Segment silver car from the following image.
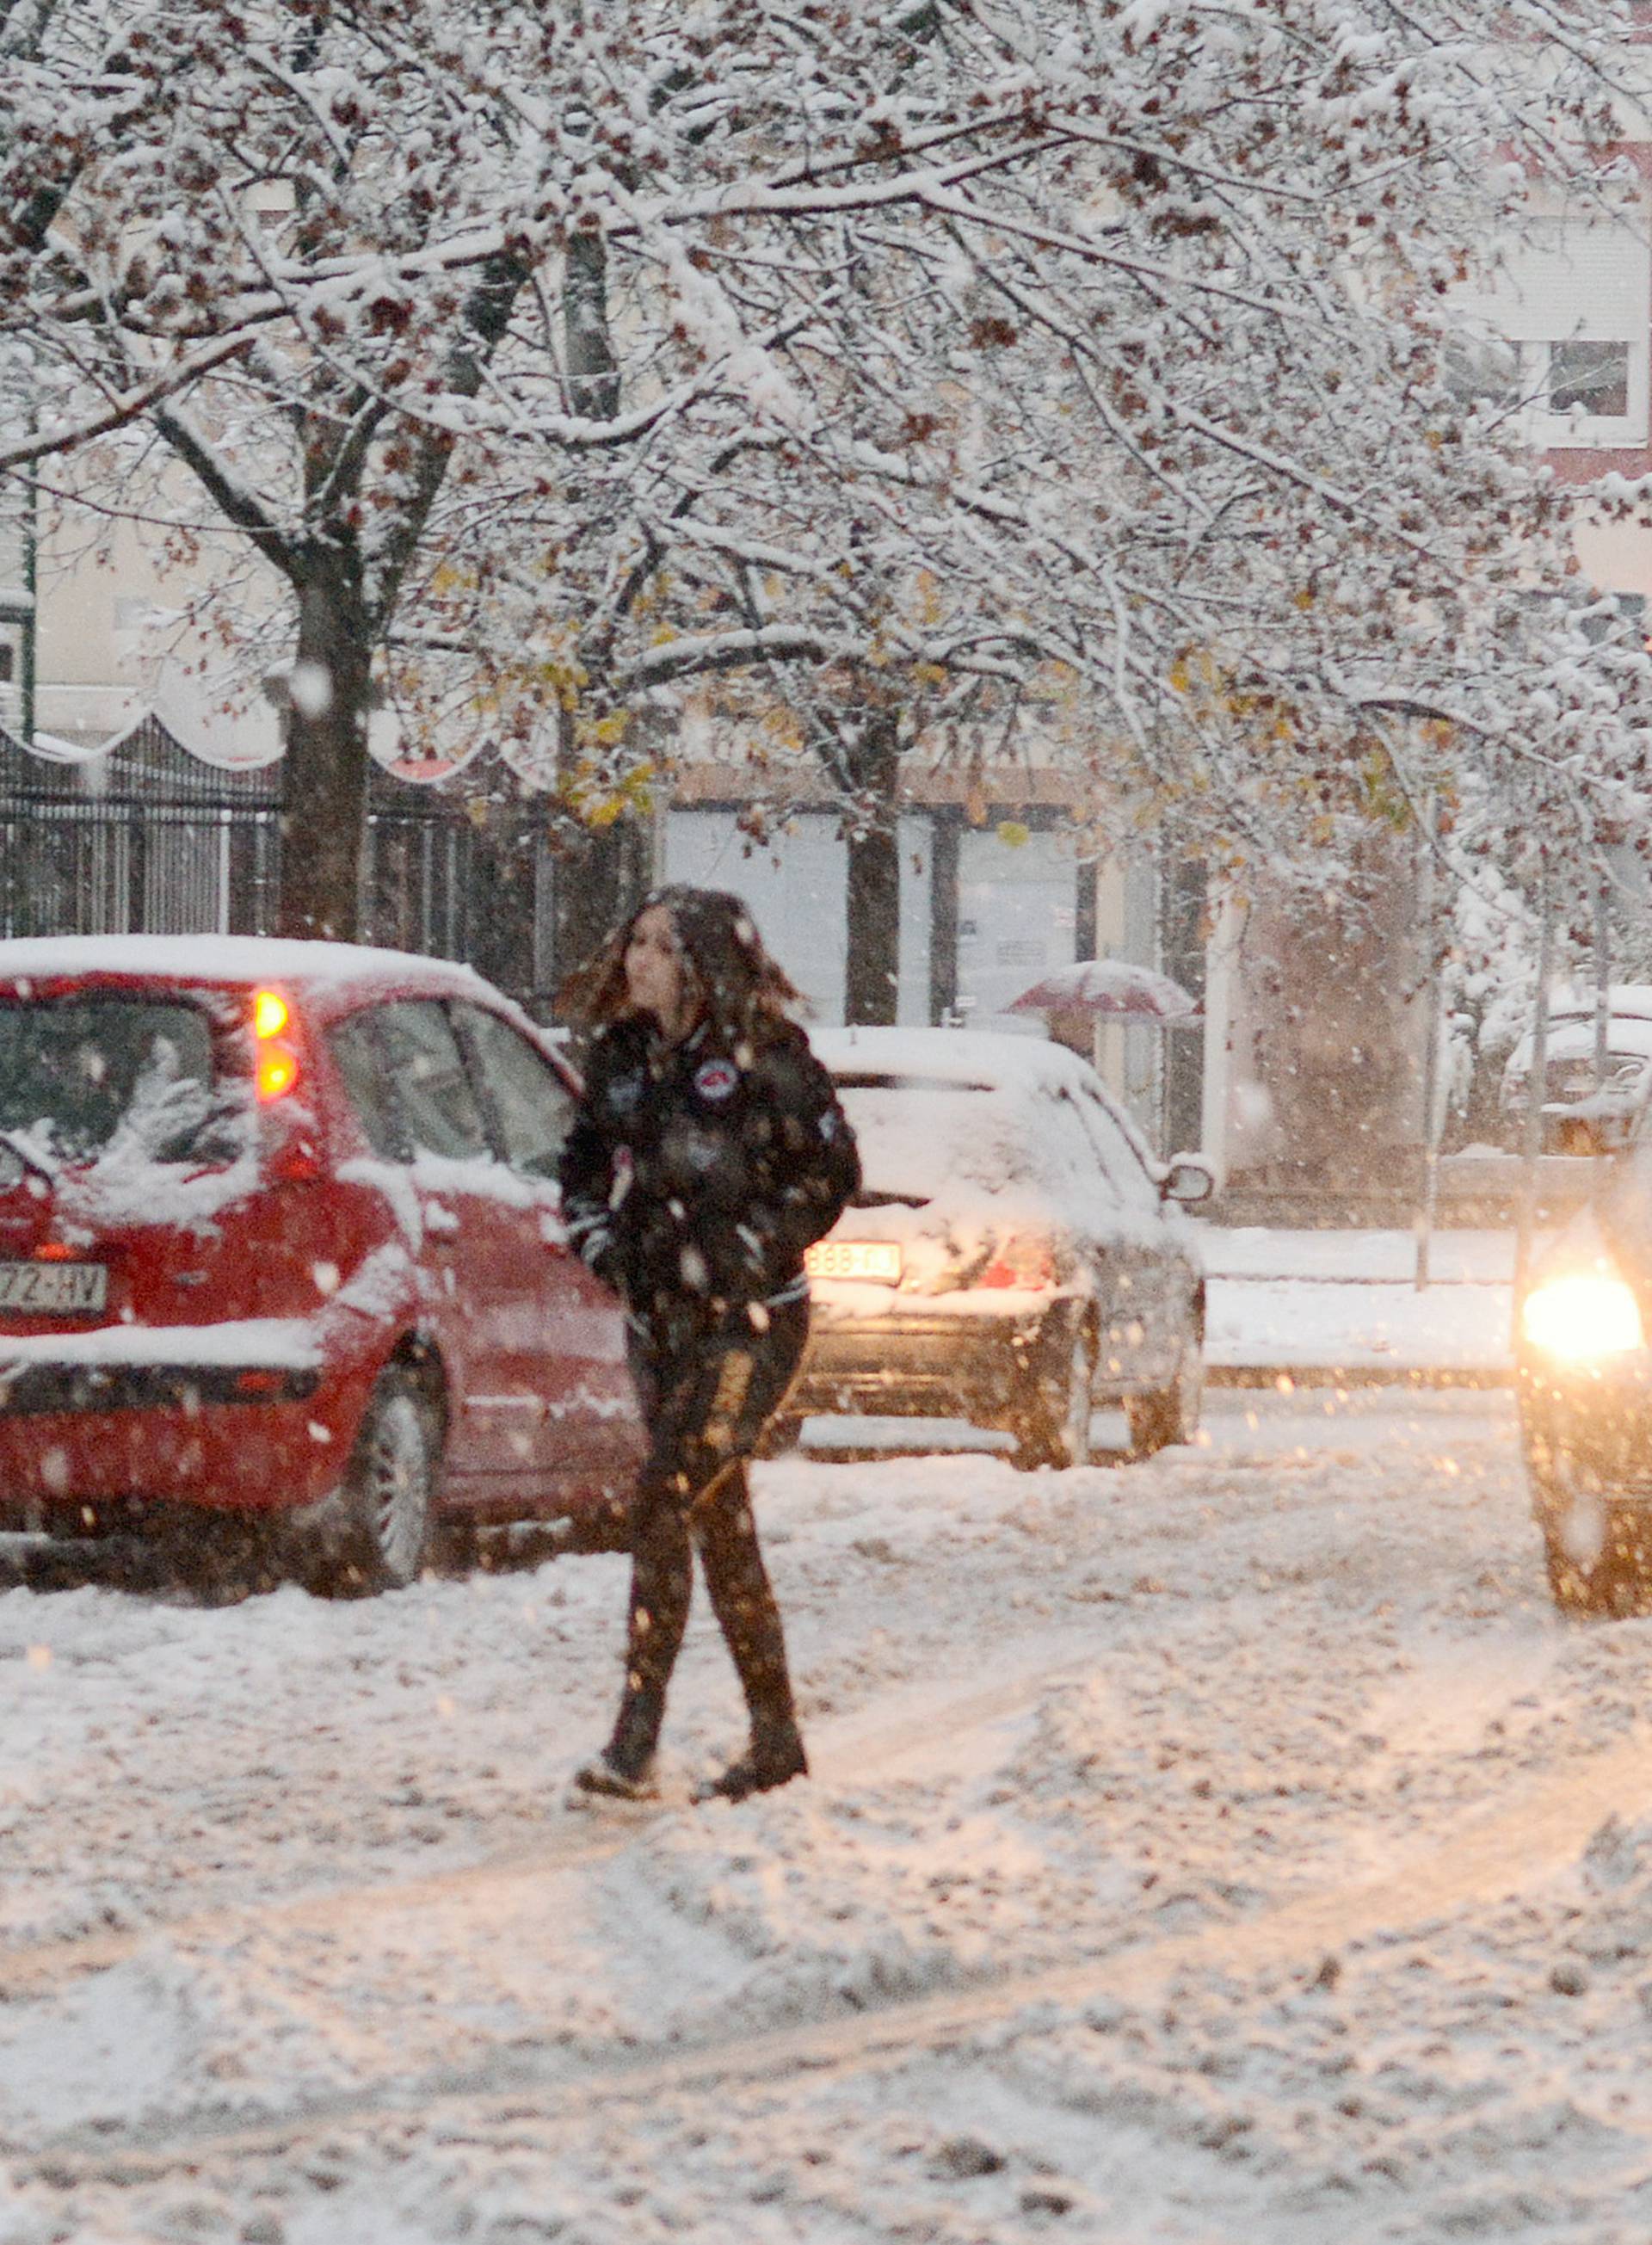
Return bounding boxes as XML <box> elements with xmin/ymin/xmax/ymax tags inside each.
<box><xmin>779</xmin><ymin>1027</ymin><xmax>1211</xmax><ymax>1468</ymax></box>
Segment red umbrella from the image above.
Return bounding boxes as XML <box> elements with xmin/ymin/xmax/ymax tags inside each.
<box><xmin>1007</xmin><ymin>958</ymin><xmax>1200</xmax><ymax>1021</ymax></box>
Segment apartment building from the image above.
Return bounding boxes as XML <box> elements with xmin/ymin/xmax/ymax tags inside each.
<box><xmin>1220</xmin><ymin>147</ymin><xmax>1652</xmax><ymax>1206</ymax></box>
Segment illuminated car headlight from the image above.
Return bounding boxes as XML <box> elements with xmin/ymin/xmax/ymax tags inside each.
<box><xmin>1520</xmin><ymin>1273</ymin><xmax>1644</xmax><ymax>1360</ymax></box>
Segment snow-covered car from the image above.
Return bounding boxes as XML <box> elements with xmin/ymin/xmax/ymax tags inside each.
<box><xmin>0</xmin><ymin>936</ymin><xmax>643</xmax><ymax>1589</ymax></box>
<box><xmin>1501</xmin><ymin>986</ymin><xmax>1652</xmax><ymax>1151</ymax></box>
<box><xmin>1518</xmin><ymin>1098</ymin><xmax>1652</xmax><ymax>1613</ymax></box>
<box><xmin>779</xmin><ymin>1027</ymin><xmax>1211</xmax><ymax>1467</ymax></box>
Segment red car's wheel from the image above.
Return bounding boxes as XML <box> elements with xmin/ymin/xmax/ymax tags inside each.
<box><xmin>313</xmin><ymin>1367</ymin><xmax>441</xmax><ymax>1595</ymax></box>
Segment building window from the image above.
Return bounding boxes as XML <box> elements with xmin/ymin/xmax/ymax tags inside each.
<box><xmin>1548</xmin><ymin>338</ymin><xmax>1630</xmax><ymax>419</ymax></box>
<box><xmin>1446</xmin><ymin>330</ymin><xmax>1645</xmax><ymax>448</ymax></box>
<box><xmin>1444</xmin><ymin>330</ymin><xmax>1525</xmax><ymax>413</ymax></box>
<box><xmin>1450</xmin><ymin>202</ymin><xmax>1651</xmax><ymax>450</ymax></box>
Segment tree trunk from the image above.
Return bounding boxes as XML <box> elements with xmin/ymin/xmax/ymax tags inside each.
<box><xmin>843</xmin><ymin>708</ymin><xmax>902</xmax><ymax>1025</ymax></box>
<box><xmin>564</xmin><ymin>229</ymin><xmax>620</xmax><ymax>420</ymax></box>
<box><xmin>279</xmin><ymin>561</ymin><xmax>374</xmax><ymax>942</ymax></box>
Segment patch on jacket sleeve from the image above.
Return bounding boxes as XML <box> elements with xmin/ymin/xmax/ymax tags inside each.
<box><xmin>693</xmin><ymin>1058</ymin><xmax>739</xmax><ymax>1103</ymax></box>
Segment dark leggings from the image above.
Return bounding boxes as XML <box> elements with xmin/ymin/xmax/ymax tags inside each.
<box><xmin>607</xmin><ymin>1295</ymin><xmax>809</xmax><ymax>1770</ymax></box>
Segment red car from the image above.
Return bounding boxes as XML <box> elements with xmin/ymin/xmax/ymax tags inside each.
<box><xmin>0</xmin><ymin>937</ymin><xmax>643</xmax><ymax>1590</ymax></box>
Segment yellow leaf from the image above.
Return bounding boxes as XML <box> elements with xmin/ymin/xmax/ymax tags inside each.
<box><xmin>761</xmin><ymin>707</ymin><xmax>805</xmax><ymax>750</ymax></box>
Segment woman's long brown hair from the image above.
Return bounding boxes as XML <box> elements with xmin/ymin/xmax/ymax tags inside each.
<box><xmin>558</xmin><ymin>885</ymin><xmax>804</xmax><ymax>1043</ymax></box>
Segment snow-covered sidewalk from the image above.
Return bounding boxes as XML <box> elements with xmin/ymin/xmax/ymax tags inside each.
<box><xmin>1205</xmin><ymin>1224</ymin><xmax>1522</xmax><ymax>1383</ymax></box>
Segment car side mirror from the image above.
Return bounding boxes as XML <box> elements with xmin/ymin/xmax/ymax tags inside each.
<box><xmin>1162</xmin><ymin>1156</ymin><xmax>1214</xmax><ymax>1206</ymax></box>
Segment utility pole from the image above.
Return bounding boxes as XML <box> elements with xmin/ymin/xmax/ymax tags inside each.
<box><xmin>20</xmin><ymin>459</ymin><xmax>35</xmax><ymax>743</ymax></box>
<box><xmin>1512</xmin><ymin>880</ymin><xmax>1555</xmax><ymax>1342</ymax></box>
<box><xmin>1593</xmin><ymin>867</ymin><xmax>1610</xmax><ymax>1095</ymax></box>
<box><xmin>1414</xmin><ymin>796</ymin><xmax>1442</xmax><ymax>1292</ymax></box>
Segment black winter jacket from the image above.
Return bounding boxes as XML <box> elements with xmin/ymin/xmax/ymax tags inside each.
<box><xmin>558</xmin><ymin>1015</ymin><xmax>860</xmax><ymax>1317</ymax></box>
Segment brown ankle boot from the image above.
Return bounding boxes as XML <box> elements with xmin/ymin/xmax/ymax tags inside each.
<box><xmin>570</xmin><ymin>1748</ymin><xmax>659</xmax><ymax>1804</ymax></box>
<box><xmin>693</xmin><ymin>1724</ymin><xmax>807</xmax><ymax>1804</ymax></box>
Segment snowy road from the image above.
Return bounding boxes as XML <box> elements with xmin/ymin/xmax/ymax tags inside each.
<box><xmin>5</xmin><ymin>1393</ymin><xmax>1652</xmax><ymax>2242</ymax></box>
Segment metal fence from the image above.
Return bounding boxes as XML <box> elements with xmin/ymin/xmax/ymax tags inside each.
<box><xmin>0</xmin><ymin>717</ymin><xmax>549</xmax><ymax>999</ymax></box>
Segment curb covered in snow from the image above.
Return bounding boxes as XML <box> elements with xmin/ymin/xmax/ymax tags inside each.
<box><xmin>1207</xmin><ymin>1363</ymin><xmax>1513</xmax><ymax>1391</ymax></box>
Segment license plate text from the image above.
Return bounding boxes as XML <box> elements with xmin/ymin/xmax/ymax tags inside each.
<box><xmin>805</xmin><ymin>1241</ymin><xmax>902</xmax><ymax>1284</ymax></box>
<box><xmin>0</xmin><ymin>1261</ymin><xmax>109</xmax><ymax>1314</ymax></box>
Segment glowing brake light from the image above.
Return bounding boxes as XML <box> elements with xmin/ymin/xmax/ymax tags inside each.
<box><xmin>256</xmin><ymin>1045</ymin><xmax>299</xmax><ymax>1102</ymax></box>
<box><xmin>252</xmin><ymin>989</ymin><xmax>290</xmax><ymax>1040</ymax></box>
<box><xmin>251</xmin><ymin>987</ymin><xmax>299</xmax><ymax>1101</ymax></box>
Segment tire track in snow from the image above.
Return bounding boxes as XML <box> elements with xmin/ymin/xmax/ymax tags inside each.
<box><xmin>0</xmin><ymin>1817</ymin><xmax>638</xmax><ymax>2000</ymax></box>
<box><xmin>19</xmin><ymin>1705</ymin><xmax>1652</xmax><ymax>2190</ymax></box>
<box><xmin>0</xmin><ymin>1632</ymin><xmax>1101</xmax><ymax>2002</ymax></box>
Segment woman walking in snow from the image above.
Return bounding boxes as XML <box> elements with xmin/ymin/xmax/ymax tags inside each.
<box><xmin>558</xmin><ymin>886</ymin><xmax>860</xmax><ymax>1804</ymax></box>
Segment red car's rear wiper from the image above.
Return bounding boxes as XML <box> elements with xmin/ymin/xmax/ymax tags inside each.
<box><xmin>0</xmin><ymin>1128</ymin><xmax>58</xmax><ymax>1186</ymax></box>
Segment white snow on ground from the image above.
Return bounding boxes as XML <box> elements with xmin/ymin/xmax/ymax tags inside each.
<box><xmin>1205</xmin><ymin>1227</ymin><xmax>1517</xmax><ymax>1284</ymax></box>
<box><xmin>1205</xmin><ymin>1226</ymin><xmax>1520</xmax><ymax>1376</ymax></box>
<box><xmin>3</xmin><ymin>1388</ymin><xmax>1652</xmax><ymax>2240</ymax></box>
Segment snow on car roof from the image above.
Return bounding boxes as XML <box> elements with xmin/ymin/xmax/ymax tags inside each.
<box><xmin>1546</xmin><ymin>984</ymin><xmax>1652</xmax><ymax>1022</ymax></box>
<box><xmin>0</xmin><ymin>934</ymin><xmax>489</xmax><ymax>993</ymax></box>
<box><xmin>808</xmin><ymin>1024</ymin><xmax>1101</xmax><ymax>1095</ymax></box>
<box><xmin>1546</xmin><ymin>1015</ymin><xmax>1652</xmax><ymax>1052</ymax></box>
<box><xmin>1506</xmin><ymin>1015</ymin><xmax>1652</xmax><ymax>1074</ymax></box>
<box><xmin>808</xmin><ymin>1025</ymin><xmax>1169</xmax><ymax>1215</ymax></box>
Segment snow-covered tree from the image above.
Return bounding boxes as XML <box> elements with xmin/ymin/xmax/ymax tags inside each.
<box><xmin>3</xmin><ymin>1</ymin><xmax>1649</xmax><ymax>978</ymax></box>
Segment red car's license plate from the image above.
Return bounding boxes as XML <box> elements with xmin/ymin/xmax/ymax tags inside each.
<box><xmin>0</xmin><ymin>1261</ymin><xmax>108</xmax><ymax>1313</ymax></box>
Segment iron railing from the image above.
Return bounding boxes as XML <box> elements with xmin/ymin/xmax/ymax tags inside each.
<box><xmin>0</xmin><ymin>717</ymin><xmax>549</xmax><ymax>1000</ymax></box>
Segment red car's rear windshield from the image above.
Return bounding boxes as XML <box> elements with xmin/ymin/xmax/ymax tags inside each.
<box><xmin>0</xmin><ymin>996</ymin><xmax>219</xmax><ymax>1162</ymax></box>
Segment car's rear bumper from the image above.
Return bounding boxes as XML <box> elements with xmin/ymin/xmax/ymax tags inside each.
<box><xmin>0</xmin><ymin>1361</ymin><xmax>321</xmax><ymax>1415</ymax></box>
<box><xmin>1519</xmin><ymin>1353</ymin><xmax>1652</xmax><ymax>1499</ymax></box>
<box><xmin>792</xmin><ymin>1309</ymin><xmax>1052</xmax><ymax>1420</ymax></box>
<box><xmin>0</xmin><ymin>1352</ymin><xmax>375</xmax><ymax>1522</ymax></box>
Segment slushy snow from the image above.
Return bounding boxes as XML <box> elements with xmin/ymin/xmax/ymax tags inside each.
<box><xmin>0</xmin><ymin>1389</ymin><xmax>1643</xmax><ymax>2242</ymax></box>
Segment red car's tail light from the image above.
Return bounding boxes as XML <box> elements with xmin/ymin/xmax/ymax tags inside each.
<box><xmin>252</xmin><ymin>987</ymin><xmax>299</xmax><ymax>1101</ymax></box>
<box><xmin>256</xmin><ymin>1045</ymin><xmax>299</xmax><ymax>1101</ymax></box>
<box><xmin>252</xmin><ymin>989</ymin><xmax>290</xmax><ymax>1040</ymax></box>
<box><xmin>977</xmin><ymin>1236</ymin><xmax>1057</xmax><ymax>1290</ymax></box>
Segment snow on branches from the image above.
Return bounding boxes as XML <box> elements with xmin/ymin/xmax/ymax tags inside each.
<box><xmin>2</xmin><ymin>0</ymin><xmax>1649</xmax><ymax>916</ymax></box>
